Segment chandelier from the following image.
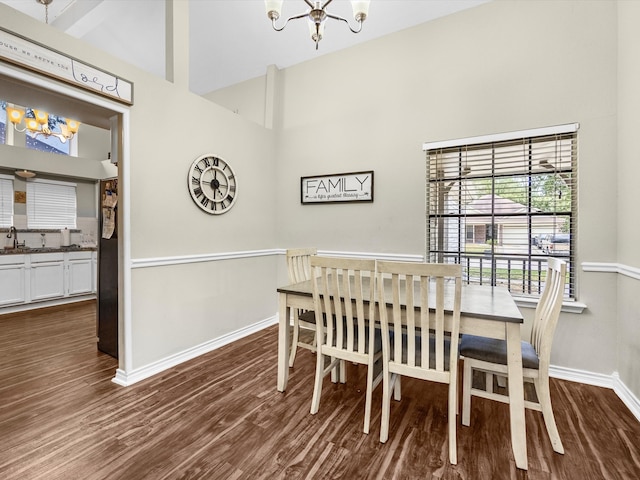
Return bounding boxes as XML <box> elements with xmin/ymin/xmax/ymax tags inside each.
<box><xmin>265</xmin><ymin>0</ymin><xmax>371</xmax><ymax>50</ymax></box>
<box><xmin>6</xmin><ymin>107</ymin><xmax>80</xmax><ymax>144</ymax></box>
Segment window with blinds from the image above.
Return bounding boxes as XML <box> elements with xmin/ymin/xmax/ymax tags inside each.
<box><xmin>424</xmin><ymin>124</ymin><xmax>577</xmax><ymax>299</ymax></box>
<box><xmin>27</xmin><ymin>179</ymin><xmax>77</xmax><ymax>229</ymax></box>
<box><xmin>0</xmin><ymin>175</ymin><xmax>14</xmax><ymax>228</ymax></box>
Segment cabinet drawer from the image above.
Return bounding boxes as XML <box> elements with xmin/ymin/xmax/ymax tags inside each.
<box><xmin>0</xmin><ymin>254</ymin><xmax>26</xmax><ymax>265</ymax></box>
<box><xmin>30</xmin><ymin>253</ymin><xmax>64</xmax><ymax>263</ymax></box>
<box><xmin>67</xmin><ymin>251</ymin><xmax>93</xmax><ymax>261</ymax></box>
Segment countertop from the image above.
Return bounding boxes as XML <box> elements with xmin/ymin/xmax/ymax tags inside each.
<box><xmin>0</xmin><ymin>245</ymin><xmax>97</xmax><ymax>255</ymax></box>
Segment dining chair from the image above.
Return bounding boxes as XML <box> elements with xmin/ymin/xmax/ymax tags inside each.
<box><xmin>460</xmin><ymin>257</ymin><xmax>567</xmax><ymax>454</ymax></box>
<box><xmin>377</xmin><ymin>260</ymin><xmax>462</xmax><ymax>465</ymax></box>
<box><xmin>309</xmin><ymin>256</ymin><xmax>383</xmax><ymax>434</ymax></box>
<box><xmin>286</xmin><ymin>248</ymin><xmax>318</xmax><ymax>368</ymax></box>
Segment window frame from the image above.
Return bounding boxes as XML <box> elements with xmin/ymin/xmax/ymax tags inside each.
<box><xmin>26</xmin><ymin>178</ymin><xmax>77</xmax><ymax>230</ymax></box>
<box><xmin>0</xmin><ymin>174</ymin><xmax>14</xmax><ymax>228</ymax></box>
<box><xmin>423</xmin><ymin>123</ymin><xmax>578</xmax><ymax>300</ymax></box>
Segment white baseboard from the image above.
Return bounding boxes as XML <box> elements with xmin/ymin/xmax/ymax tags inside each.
<box><xmin>550</xmin><ymin>365</ymin><xmax>640</xmax><ymax>422</ymax></box>
<box><xmin>111</xmin><ymin>314</ymin><xmax>278</xmax><ymax>387</ymax></box>
<box><xmin>0</xmin><ymin>294</ymin><xmax>96</xmax><ymax>315</ymax></box>
<box><xmin>612</xmin><ymin>372</ymin><xmax>640</xmax><ymax>423</ymax></box>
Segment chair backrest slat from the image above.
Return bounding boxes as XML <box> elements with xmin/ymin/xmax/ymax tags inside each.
<box><xmin>377</xmin><ymin>261</ymin><xmax>462</xmax><ymax>374</ymax></box>
<box><xmin>531</xmin><ymin>257</ymin><xmax>567</xmax><ymax>367</ymax></box>
<box><xmin>311</xmin><ymin>256</ymin><xmax>376</xmax><ymax>355</ymax></box>
<box><xmin>286</xmin><ymin>248</ymin><xmax>317</xmax><ymax>284</ymax></box>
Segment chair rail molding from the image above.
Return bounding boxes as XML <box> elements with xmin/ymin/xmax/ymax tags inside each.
<box><xmin>130</xmin><ymin>249</ymin><xmax>424</xmax><ymax>269</ymax></box>
<box><xmin>582</xmin><ymin>261</ymin><xmax>640</xmax><ymax>281</ymax></box>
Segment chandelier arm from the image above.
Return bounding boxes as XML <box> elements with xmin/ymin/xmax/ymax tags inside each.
<box><xmin>271</xmin><ymin>11</ymin><xmax>310</xmax><ymax>32</ymax></box>
<box><xmin>303</xmin><ymin>0</ymin><xmax>315</xmax><ymax>9</ymax></box>
<box><xmin>325</xmin><ymin>12</ymin><xmax>363</xmax><ymax>34</ymax></box>
<box><xmin>321</xmin><ymin>0</ymin><xmax>334</xmax><ymax>9</ymax></box>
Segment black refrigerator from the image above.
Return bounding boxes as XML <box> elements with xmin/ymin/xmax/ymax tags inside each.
<box><xmin>97</xmin><ymin>179</ymin><xmax>118</xmax><ymax>358</ymax></box>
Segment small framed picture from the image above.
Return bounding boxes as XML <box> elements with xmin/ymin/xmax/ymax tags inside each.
<box><xmin>301</xmin><ymin>171</ymin><xmax>374</xmax><ymax>204</ymax></box>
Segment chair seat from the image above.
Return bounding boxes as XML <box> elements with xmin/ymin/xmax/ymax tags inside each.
<box><xmin>459</xmin><ymin>334</ymin><xmax>539</xmax><ymax>370</ymax></box>
<box><xmin>298</xmin><ymin>310</ymin><xmax>317</xmax><ymax>324</ymax></box>
<box><xmin>390</xmin><ymin>331</ymin><xmax>451</xmax><ymax>370</ymax></box>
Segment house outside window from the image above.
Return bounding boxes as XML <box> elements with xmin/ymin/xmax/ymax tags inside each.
<box><xmin>424</xmin><ymin>124</ymin><xmax>577</xmax><ymax>299</ymax></box>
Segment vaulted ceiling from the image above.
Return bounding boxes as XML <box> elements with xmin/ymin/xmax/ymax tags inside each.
<box><xmin>1</xmin><ymin>0</ymin><xmax>488</xmax><ymax>95</ymax></box>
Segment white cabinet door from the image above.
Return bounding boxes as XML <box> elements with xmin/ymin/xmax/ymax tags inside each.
<box><xmin>0</xmin><ymin>257</ymin><xmax>27</xmax><ymax>306</ymax></box>
<box><xmin>30</xmin><ymin>254</ymin><xmax>65</xmax><ymax>301</ymax></box>
<box><xmin>68</xmin><ymin>259</ymin><xmax>93</xmax><ymax>295</ymax></box>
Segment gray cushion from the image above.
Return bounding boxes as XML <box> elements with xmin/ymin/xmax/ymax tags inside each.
<box><xmin>298</xmin><ymin>310</ymin><xmax>317</xmax><ymax>324</ymax></box>
<box><xmin>389</xmin><ymin>331</ymin><xmax>452</xmax><ymax>370</ymax></box>
<box><xmin>459</xmin><ymin>334</ymin><xmax>539</xmax><ymax>370</ymax></box>
<box><xmin>305</xmin><ymin>311</ymin><xmax>382</xmax><ymax>354</ymax></box>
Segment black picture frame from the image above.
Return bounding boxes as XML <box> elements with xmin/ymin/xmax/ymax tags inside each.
<box><xmin>301</xmin><ymin>170</ymin><xmax>374</xmax><ymax>204</ymax></box>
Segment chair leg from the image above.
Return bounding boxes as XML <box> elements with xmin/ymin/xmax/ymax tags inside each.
<box><xmin>448</xmin><ymin>381</ymin><xmax>458</xmax><ymax>465</ymax></box>
<box><xmin>462</xmin><ymin>358</ymin><xmax>472</xmax><ymax>426</ymax></box>
<box><xmin>288</xmin><ymin>311</ymin><xmax>300</xmax><ymax>368</ymax></box>
<box><xmin>310</xmin><ymin>349</ymin><xmax>325</xmax><ymax>415</ymax></box>
<box><xmin>393</xmin><ymin>375</ymin><xmax>401</xmax><ymax>401</ymax></box>
<box><xmin>363</xmin><ymin>360</ymin><xmax>375</xmax><ymax>434</ymax></box>
<box><xmin>380</xmin><ymin>370</ymin><xmax>395</xmax><ymax>443</ymax></box>
<box><xmin>535</xmin><ymin>374</ymin><xmax>564</xmax><ymax>454</ymax></box>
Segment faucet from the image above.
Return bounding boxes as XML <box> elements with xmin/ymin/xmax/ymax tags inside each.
<box><xmin>7</xmin><ymin>226</ymin><xmax>18</xmax><ymax>249</ymax></box>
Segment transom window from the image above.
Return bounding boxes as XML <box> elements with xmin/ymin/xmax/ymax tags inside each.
<box><xmin>1</xmin><ymin>101</ymin><xmax>75</xmax><ymax>155</ymax></box>
<box><xmin>424</xmin><ymin>124</ymin><xmax>578</xmax><ymax>299</ymax></box>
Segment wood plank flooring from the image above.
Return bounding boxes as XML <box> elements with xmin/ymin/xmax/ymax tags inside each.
<box><xmin>1</xmin><ymin>301</ymin><xmax>639</xmax><ymax>479</ymax></box>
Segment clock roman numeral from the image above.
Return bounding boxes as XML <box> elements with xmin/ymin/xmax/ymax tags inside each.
<box><xmin>191</xmin><ymin>176</ymin><xmax>199</xmax><ymax>185</ymax></box>
<box><xmin>200</xmin><ymin>196</ymin><xmax>209</xmax><ymax>208</ymax></box>
<box><xmin>203</xmin><ymin>157</ymin><xmax>211</xmax><ymax>167</ymax></box>
<box><xmin>195</xmin><ymin>165</ymin><xmax>203</xmax><ymax>174</ymax></box>
<box><xmin>212</xmin><ymin>157</ymin><xmax>220</xmax><ymax>167</ymax></box>
<box><xmin>193</xmin><ymin>187</ymin><xmax>203</xmax><ymax>197</ymax></box>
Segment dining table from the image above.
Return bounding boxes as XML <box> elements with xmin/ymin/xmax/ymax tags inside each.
<box><xmin>276</xmin><ymin>277</ymin><xmax>529</xmax><ymax>470</ymax></box>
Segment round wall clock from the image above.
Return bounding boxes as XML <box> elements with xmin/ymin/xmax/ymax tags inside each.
<box><xmin>187</xmin><ymin>154</ymin><xmax>237</xmax><ymax>214</ymax></box>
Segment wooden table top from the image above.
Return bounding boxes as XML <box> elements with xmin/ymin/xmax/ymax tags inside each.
<box><xmin>278</xmin><ymin>278</ymin><xmax>523</xmax><ymax>324</ymax></box>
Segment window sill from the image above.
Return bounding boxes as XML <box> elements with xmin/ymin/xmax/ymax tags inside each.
<box><xmin>512</xmin><ymin>296</ymin><xmax>586</xmax><ymax>314</ymax></box>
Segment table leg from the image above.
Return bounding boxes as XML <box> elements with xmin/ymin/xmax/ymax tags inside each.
<box><xmin>506</xmin><ymin>322</ymin><xmax>528</xmax><ymax>470</ymax></box>
<box><xmin>277</xmin><ymin>292</ymin><xmax>290</xmax><ymax>392</ymax></box>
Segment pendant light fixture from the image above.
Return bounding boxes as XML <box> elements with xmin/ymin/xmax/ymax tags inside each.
<box><xmin>265</xmin><ymin>0</ymin><xmax>371</xmax><ymax>50</ymax></box>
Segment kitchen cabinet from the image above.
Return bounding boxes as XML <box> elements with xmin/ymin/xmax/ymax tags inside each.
<box><xmin>66</xmin><ymin>251</ymin><xmax>93</xmax><ymax>296</ymax></box>
<box><xmin>0</xmin><ymin>249</ymin><xmax>97</xmax><ymax>308</ymax></box>
<box><xmin>0</xmin><ymin>255</ymin><xmax>27</xmax><ymax>306</ymax></box>
<box><xmin>30</xmin><ymin>253</ymin><xmax>65</xmax><ymax>301</ymax></box>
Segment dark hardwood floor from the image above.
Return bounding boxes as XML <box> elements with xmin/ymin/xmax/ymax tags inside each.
<box><xmin>0</xmin><ymin>301</ymin><xmax>639</xmax><ymax>479</ymax></box>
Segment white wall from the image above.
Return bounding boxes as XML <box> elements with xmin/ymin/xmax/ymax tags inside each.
<box><xmin>0</xmin><ymin>4</ymin><xmax>279</xmax><ymax>374</ymax></box>
<box><xmin>616</xmin><ymin>1</ymin><xmax>640</xmax><ymax>398</ymax></box>
<box><xmin>265</xmin><ymin>1</ymin><xmax>621</xmax><ymax>376</ymax></box>
<box><xmin>2</xmin><ymin>0</ymin><xmax>638</xmax><ymax>402</ymax></box>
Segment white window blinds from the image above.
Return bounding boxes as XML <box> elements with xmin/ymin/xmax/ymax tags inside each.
<box><xmin>424</xmin><ymin>124</ymin><xmax>578</xmax><ymax>299</ymax></box>
<box><xmin>0</xmin><ymin>175</ymin><xmax>14</xmax><ymax>228</ymax></box>
<box><xmin>27</xmin><ymin>178</ymin><xmax>77</xmax><ymax>229</ymax></box>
